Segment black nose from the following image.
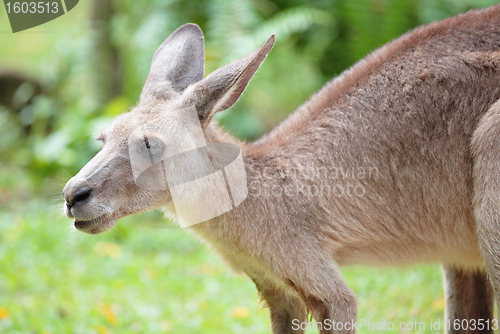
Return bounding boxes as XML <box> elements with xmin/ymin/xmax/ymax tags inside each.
<box><xmin>65</xmin><ymin>186</ymin><xmax>93</xmax><ymax>207</ymax></box>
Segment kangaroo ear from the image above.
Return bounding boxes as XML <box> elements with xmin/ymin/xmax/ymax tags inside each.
<box><xmin>140</xmin><ymin>23</ymin><xmax>205</xmax><ymax>104</ymax></box>
<box><xmin>186</xmin><ymin>34</ymin><xmax>275</xmax><ymax>125</ymax></box>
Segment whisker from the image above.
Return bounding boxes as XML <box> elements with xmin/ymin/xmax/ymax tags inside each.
<box><xmin>112</xmin><ymin>225</ymin><xmax>126</xmax><ymax>241</ymax></box>
<box><xmin>61</xmin><ymin>115</ymin><xmax>101</xmax><ymax>133</ymax></box>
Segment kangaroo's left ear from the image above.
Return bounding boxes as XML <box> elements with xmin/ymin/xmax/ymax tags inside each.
<box><xmin>184</xmin><ymin>34</ymin><xmax>275</xmax><ymax>126</ymax></box>
<box><xmin>140</xmin><ymin>23</ymin><xmax>205</xmax><ymax>104</ymax></box>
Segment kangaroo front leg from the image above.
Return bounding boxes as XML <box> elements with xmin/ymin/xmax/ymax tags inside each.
<box><xmin>303</xmin><ymin>293</ymin><xmax>357</xmax><ymax>334</ymax></box>
<box><xmin>252</xmin><ymin>279</ymin><xmax>308</xmax><ymax>334</ymax></box>
<box><xmin>442</xmin><ymin>266</ymin><xmax>494</xmax><ymax>334</ymax></box>
<box><xmin>283</xmin><ymin>264</ymin><xmax>357</xmax><ymax>334</ymax></box>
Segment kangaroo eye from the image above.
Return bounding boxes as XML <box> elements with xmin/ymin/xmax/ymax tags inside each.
<box><xmin>141</xmin><ymin>136</ymin><xmax>164</xmax><ymax>157</ymax></box>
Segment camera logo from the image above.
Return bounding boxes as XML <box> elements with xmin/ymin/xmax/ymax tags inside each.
<box><xmin>3</xmin><ymin>0</ymin><xmax>79</xmax><ymax>33</ymax></box>
<box><xmin>128</xmin><ymin>106</ymin><xmax>248</xmax><ymax>228</ymax></box>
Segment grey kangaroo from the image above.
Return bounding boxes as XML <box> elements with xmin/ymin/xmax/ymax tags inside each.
<box><xmin>63</xmin><ymin>5</ymin><xmax>500</xmax><ymax>333</ymax></box>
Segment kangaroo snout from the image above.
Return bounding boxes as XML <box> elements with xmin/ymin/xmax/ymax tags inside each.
<box><xmin>62</xmin><ymin>177</ymin><xmax>117</xmax><ymax>234</ymax></box>
<box><xmin>63</xmin><ymin>141</ymin><xmax>174</xmax><ymax>234</ymax></box>
<box><xmin>63</xmin><ymin>168</ymin><xmax>121</xmax><ymax>234</ymax></box>
<box><xmin>62</xmin><ymin>178</ymin><xmax>97</xmax><ymax>224</ymax></box>
<box><xmin>63</xmin><ymin>182</ymin><xmax>93</xmax><ymax>210</ymax></box>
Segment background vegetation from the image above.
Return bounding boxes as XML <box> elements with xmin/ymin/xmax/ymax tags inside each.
<box><xmin>0</xmin><ymin>0</ymin><xmax>498</xmax><ymax>333</ymax></box>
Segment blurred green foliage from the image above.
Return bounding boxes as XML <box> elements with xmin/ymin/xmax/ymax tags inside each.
<box><xmin>1</xmin><ymin>0</ymin><xmax>498</xmax><ymax>192</ymax></box>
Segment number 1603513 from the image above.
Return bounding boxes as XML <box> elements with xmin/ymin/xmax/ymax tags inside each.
<box><xmin>5</xmin><ymin>2</ymin><xmax>59</xmax><ymax>14</ymax></box>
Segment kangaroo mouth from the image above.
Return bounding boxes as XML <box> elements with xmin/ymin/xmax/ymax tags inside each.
<box><xmin>74</xmin><ymin>214</ymin><xmax>116</xmax><ymax>234</ymax></box>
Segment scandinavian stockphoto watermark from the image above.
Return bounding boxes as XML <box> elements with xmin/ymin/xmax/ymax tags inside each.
<box><xmin>3</xmin><ymin>0</ymin><xmax>79</xmax><ymax>33</ymax></box>
<box><xmin>247</xmin><ymin>162</ymin><xmax>379</xmax><ymax>199</ymax></box>
<box><xmin>128</xmin><ymin>106</ymin><xmax>248</xmax><ymax>228</ymax></box>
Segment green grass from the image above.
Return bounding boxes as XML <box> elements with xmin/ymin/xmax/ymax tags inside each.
<box><xmin>0</xmin><ymin>194</ymin><xmax>446</xmax><ymax>333</ymax></box>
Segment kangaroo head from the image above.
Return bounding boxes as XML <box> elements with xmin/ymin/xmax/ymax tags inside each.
<box><xmin>63</xmin><ymin>24</ymin><xmax>275</xmax><ymax>234</ymax></box>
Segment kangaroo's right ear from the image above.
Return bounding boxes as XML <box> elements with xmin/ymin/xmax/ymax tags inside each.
<box><xmin>185</xmin><ymin>34</ymin><xmax>275</xmax><ymax>126</ymax></box>
<box><xmin>140</xmin><ymin>23</ymin><xmax>205</xmax><ymax>104</ymax></box>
